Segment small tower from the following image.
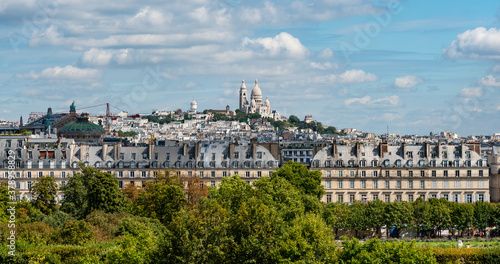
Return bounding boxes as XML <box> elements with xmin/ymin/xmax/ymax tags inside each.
<box><xmin>239</xmin><ymin>80</ymin><xmax>248</xmax><ymax>112</ymax></box>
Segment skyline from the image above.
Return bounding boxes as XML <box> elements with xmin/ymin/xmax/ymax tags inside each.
<box><xmin>1</xmin><ymin>0</ymin><xmax>500</xmax><ymax>136</ymax></box>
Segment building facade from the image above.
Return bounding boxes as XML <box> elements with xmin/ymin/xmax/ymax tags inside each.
<box><xmin>0</xmin><ymin>136</ymin><xmax>493</xmax><ymax>205</ymax></box>
<box><xmin>312</xmin><ymin>141</ymin><xmax>489</xmax><ymax>204</ymax></box>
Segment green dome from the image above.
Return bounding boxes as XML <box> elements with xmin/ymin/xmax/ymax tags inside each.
<box><xmin>61</xmin><ymin>116</ymin><xmax>104</xmax><ymax>132</ymax></box>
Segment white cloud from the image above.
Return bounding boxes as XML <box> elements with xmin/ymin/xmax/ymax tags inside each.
<box><xmin>443</xmin><ymin>27</ymin><xmax>500</xmax><ymax>60</ymax></box>
<box><xmin>127</xmin><ymin>6</ymin><xmax>171</xmax><ymax>27</ymax></box>
<box><xmin>344</xmin><ymin>95</ymin><xmax>399</xmax><ymax>107</ymax></box>
<box><xmin>17</xmin><ymin>65</ymin><xmax>101</xmax><ymax>81</ymax></box>
<box><xmin>460</xmin><ymin>87</ymin><xmax>482</xmax><ymax>97</ymax></box>
<box><xmin>242</xmin><ymin>32</ymin><xmax>308</xmax><ymax>58</ymax></box>
<box><xmin>479</xmin><ymin>75</ymin><xmax>500</xmax><ymax>87</ymax></box>
<box><xmin>394</xmin><ymin>75</ymin><xmax>422</xmax><ymax>88</ymax></box>
<box><xmin>310</xmin><ymin>62</ymin><xmax>336</xmax><ymax>70</ymax></box>
<box><xmin>318</xmin><ymin>48</ymin><xmax>334</xmax><ymax>59</ymax></box>
<box><xmin>345</xmin><ymin>96</ymin><xmax>371</xmax><ymax>106</ymax></box>
<box><xmin>338</xmin><ymin>69</ymin><xmax>378</xmax><ymax>83</ymax></box>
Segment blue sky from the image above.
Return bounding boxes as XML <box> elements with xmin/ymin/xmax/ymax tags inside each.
<box><xmin>1</xmin><ymin>0</ymin><xmax>500</xmax><ymax>136</ymax></box>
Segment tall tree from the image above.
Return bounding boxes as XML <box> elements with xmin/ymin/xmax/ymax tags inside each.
<box><xmin>30</xmin><ymin>175</ymin><xmax>58</xmax><ymax>215</ymax></box>
<box><xmin>272</xmin><ymin>161</ymin><xmax>325</xmax><ymax>199</ymax></box>
<box><xmin>61</xmin><ymin>163</ymin><xmax>126</xmax><ymax>219</ymax></box>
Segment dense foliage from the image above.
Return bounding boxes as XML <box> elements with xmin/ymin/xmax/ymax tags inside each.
<box><xmin>117</xmin><ymin>130</ymin><xmax>137</xmax><ymax>137</ymax></box>
<box><xmin>2</xmin><ymin>162</ymin><xmax>500</xmax><ymax>263</ymax></box>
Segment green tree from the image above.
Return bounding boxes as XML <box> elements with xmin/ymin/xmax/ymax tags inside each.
<box><xmin>385</xmin><ymin>202</ymin><xmax>413</xmax><ymax>238</ymax></box>
<box><xmin>29</xmin><ymin>175</ymin><xmax>58</xmax><ymax>215</ymax></box>
<box><xmin>134</xmin><ymin>174</ymin><xmax>186</xmax><ymax>225</ymax></box>
<box><xmin>57</xmin><ymin>220</ymin><xmax>95</xmax><ymax>245</ymax></box>
<box><xmin>61</xmin><ymin>164</ymin><xmax>126</xmax><ymax>219</ymax></box>
<box><xmin>288</xmin><ymin>115</ymin><xmax>300</xmax><ymax>125</ymax></box>
<box><xmin>428</xmin><ymin>198</ymin><xmax>452</xmax><ymax>236</ymax></box>
<box><xmin>474</xmin><ymin>200</ymin><xmax>493</xmax><ymax>234</ymax></box>
<box><xmin>323</xmin><ymin>202</ymin><xmax>351</xmax><ymax>238</ymax></box>
<box><xmin>272</xmin><ymin>161</ymin><xmax>325</xmax><ymax>199</ymax></box>
<box><xmin>412</xmin><ymin>198</ymin><xmax>431</xmax><ymax>237</ymax></box>
<box><xmin>451</xmin><ymin>202</ymin><xmax>474</xmax><ymax>236</ymax></box>
<box><xmin>366</xmin><ymin>199</ymin><xmax>386</xmax><ymax>237</ymax></box>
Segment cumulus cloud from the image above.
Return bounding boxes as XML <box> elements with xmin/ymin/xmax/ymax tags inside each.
<box><xmin>344</xmin><ymin>95</ymin><xmax>399</xmax><ymax>107</ymax></box>
<box><xmin>242</xmin><ymin>32</ymin><xmax>308</xmax><ymax>58</ymax></box>
<box><xmin>460</xmin><ymin>87</ymin><xmax>482</xmax><ymax>97</ymax></box>
<box><xmin>443</xmin><ymin>27</ymin><xmax>500</xmax><ymax>60</ymax></box>
<box><xmin>338</xmin><ymin>69</ymin><xmax>378</xmax><ymax>83</ymax></box>
<box><xmin>479</xmin><ymin>75</ymin><xmax>500</xmax><ymax>87</ymax></box>
<box><xmin>17</xmin><ymin>65</ymin><xmax>101</xmax><ymax>81</ymax></box>
<box><xmin>318</xmin><ymin>48</ymin><xmax>334</xmax><ymax>59</ymax></box>
<box><xmin>310</xmin><ymin>62</ymin><xmax>336</xmax><ymax>70</ymax></box>
<box><xmin>394</xmin><ymin>75</ymin><xmax>422</xmax><ymax>88</ymax></box>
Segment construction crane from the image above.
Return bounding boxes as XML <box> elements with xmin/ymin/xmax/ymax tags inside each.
<box><xmin>63</xmin><ymin>103</ymin><xmax>127</xmax><ymax>135</ymax></box>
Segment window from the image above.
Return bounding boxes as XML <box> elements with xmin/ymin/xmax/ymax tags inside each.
<box><xmin>211</xmin><ymin>153</ymin><xmax>216</xmax><ymax>160</ymax></box>
<box><xmin>430</xmin><ymin>194</ymin><xmax>437</xmax><ymax>199</ymax></box>
<box><xmin>326</xmin><ymin>194</ymin><xmax>332</xmax><ymax>203</ymax></box>
<box><xmin>396</xmin><ymin>195</ymin><xmax>402</xmax><ymax>202</ymax></box>
<box><xmin>27</xmin><ymin>181</ymin><xmax>32</xmax><ymax>189</ymax></box>
<box><xmin>49</xmin><ymin>171</ymin><xmax>54</xmax><ymax>177</ymax></box>
<box><xmin>466</xmin><ymin>194</ymin><xmax>473</xmax><ymax>203</ymax></box>
<box><xmin>432</xmin><ymin>180</ymin><xmax>437</xmax><ymax>189</ymax></box>
<box><xmin>211</xmin><ymin>181</ymin><xmax>216</xmax><ymax>187</ymax></box>
<box><xmin>130</xmin><ymin>171</ymin><xmax>135</xmax><ymax>177</ymax></box>
<box><xmin>373</xmin><ymin>171</ymin><xmax>378</xmax><ymax>177</ymax></box>
<box><xmin>350</xmin><ymin>171</ymin><xmax>354</xmax><ymax>177</ymax></box>
<box><xmin>385</xmin><ymin>171</ymin><xmax>389</xmax><ymax>177</ymax></box>
<box><xmin>455</xmin><ymin>180</ymin><xmax>460</xmax><ymax>188</ymax></box>
<box><xmin>154</xmin><ymin>153</ymin><xmax>158</xmax><ymax>160</ymax></box>
<box><xmin>455</xmin><ymin>170</ymin><xmax>460</xmax><ymax>177</ymax></box>
<box><xmin>268</xmin><ymin>171</ymin><xmax>272</xmax><ymax>177</ymax></box>
<box><xmin>479</xmin><ymin>180</ymin><xmax>484</xmax><ymax>188</ymax></box>
<box><xmin>166</xmin><ymin>153</ymin><xmax>170</xmax><ymax>160</ymax></box>
<box><xmin>453</xmin><ymin>194</ymin><xmax>460</xmax><ymax>202</ymax></box>
<box><xmin>373</xmin><ymin>194</ymin><xmax>378</xmax><ymax>200</ymax></box>
<box><xmin>245</xmin><ymin>171</ymin><xmax>250</xmax><ymax>178</ymax></box>
<box><xmin>420</xmin><ymin>171</ymin><xmax>425</xmax><ymax>177</ymax></box>
<box><xmin>420</xmin><ymin>180</ymin><xmax>425</xmax><ymax>189</ymax></box>
<box><xmin>233</xmin><ymin>152</ymin><xmax>239</xmax><ymax>159</ymax></box>
<box><xmin>349</xmin><ymin>194</ymin><xmax>355</xmax><ymax>204</ymax></box>
<box><xmin>397</xmin><ymin>171</ymin><xmax>401</xmax><ymax>177</ymax></box>
<box><xmin>409</xmin><ymin>171</ymin><xmax>413</xmax><ymax>177</ymax></box>
<box><xmin>257</xmin><ymin>152</ymin><xmax>262</xmax><ymax>159</ymax></box>
<box><xmin>27</xmin><ymin>172</ymin><xmax>32</xmax><ymax>178</ymax></box>
<box><xmin>385</xmin><ymin>195</ymin><xmax>390</xmax><ymax>203</ymax></box>
<box><xmin>257</xmin><ymin>171</ymin><xmax>262</xmax><ymax>177</ymax></box>
<box><xmin>361</xmin><ymin>180</ymin><xmax>366</xmax><ymax>189</ymax></box>
<box><xmin>409</xmin><ymin>180</ymin><xmax>413</xmax><ymax>189</ymax></box>
<box><xmin>408</xmin><ymin>194</ymin><xmax>414</xmax><ymax>202</ymax></box>
<box><xmin>61</xmin><ymin>172</ymin><xmax>66</xmax><ymax>178</ymax></box>
<box><xmin>479</xmin><ymin>170</ymin><xmax>483</xmax><ymax>177</ymax></box>
<box><xmin>361</xmin><ymin>171</ymin><xmax>366</xmax><ymax>177</ymax></box>
<box><xmin>467</xmin><ymin>180</ymin><xmax>472</xmax><ymax>189</ymax></box>
<box><xmin>432</xmin><ymin>170</ymin><xmax>436</xmax><ymax>177</ymax></box>
<box><xmin>118</xmin><ymin>171</ymin><xmax>124</xmax><ymax>177</ymax></box>
<box><xmin>15</xmin><ymin>181</ymin><xmax>20</xmax><ymax>189</ymax></box>
<box><xmin>385</xmin><ymin>180</ymin><xmax>390</xmax><ymax>189</ymax></box>
<box><xmin>3</xmin><ymin>172</ymin><xmax>7</xmax><ymax>178</ymax></box>
<box><xmin>119</xmin><ymin>153</ymin><xmax>124</xmax><ymax>160</ymax></box>
<box><xmin>420</xmin><ymin>194</ymin><xmax>425</xmax><ymax>200</ymax></box>
<box><xmin>326</xmin><ymin>180</ymin><xmax>331</xmax><ymax>189</ymax></box>
<box><xmin>397</xmin><ymin>180</ymin><xmax>401</xmax><ymax>189</ymax></box>
<box><xmin>443</xmin><ymin>194</ymin><xmax>449</xmax><ymax>201</ymax></box>
<box><xmin>141</xmin><ymin>171</ymin><xmax>147</xmax><ymax>178</ymax></box>
<box><xmin>211</xmin><ymin>171</ymin><xmax>216</xmax><ymax>178</ymax></box>
<box><xmin>221</xmin><ymin>171</ymin><xmax>226</xmax><ymax>177</ymax></box>
<box><xmin>373</xmin><ymin>180</ymin><xmax>378</xmax><ymax>189</ymax></box>
<box><xmin>444</xmin><ymin>180</ymin><xmax>448</xmax><ymax>189</ymax></box>
<box><xmin>338</xmin><ymin>194</ymin><xmax>344</xmax><ymax>203</ymax></box>
<box><xmin>338</xmin><ymin>180</ymin><xmax>343</xmax><ymax>189</ymax></box>
<box><xmin>38</xmin><ymin>172</ymin><xmax>43</xmax><ymax>177</ymax></box>
<box><xmin>478</xmin><ymin>194</ymin><xmax>484</xmax><ymax>202</ymax></box>
<box><xmin>467</xmin><ymin>170</ymin><xmax>471</xmax><ymax>177</ymax></box>
<box><xmin>338</xmin><ymin>171</ymin><xmax>343</xmax><ymax>177</ymax></box>
<box><xmin>444</xmin><ymin>170</ymin><xmax>448</xmax><ymax>177</ymax></box>
<box><xmin>233</xmin><ymin>171</ymin><xmax>237</xmax><ymax>176</ymax></box>
<box><xmin>326</xmin><ymin>171</ymin><xmax>331</xmax><ymax>177</ymax></box>
<box><xmin>350</xmin><ymin>180</ymin><xmax>354</xmax><ymax>189</ymax></box>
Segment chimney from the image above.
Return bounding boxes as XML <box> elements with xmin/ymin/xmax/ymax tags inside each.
<box><xmin>424</xmin><ymin>141</ymin><xmax>430</xmax><ymax>158</ymax></box>
<box><xmin>229</xmin><ymin>142</ymin><xmax>234</xmax><ymax>159</ymax></box>
<box><xmin>401</xmin><ymin>142</ymin><xmax>406</xmax><ymax>159</ymax></box>
<box><xmin>183</xmin><ymin>142</ymin><xmax>187</xmax><ymax>156</ymax></box>
<box><xmin>102</xmin><ymin>143</ymin><xmax>108</xmax><ymax>160</ymax></box>
<box><xmin>148</xmin><ymin>141</ymin><xmax>155</xmax><ymax>159</ymax></box>
<box><xmin>114</xmin><ymin>143</ymin><xmax>120</xmax><ymax>160</ymax></box>
<box><xmin>251</xmin><ymin>138</ymin><xmax>257</xmax><ymax>159</ymax></box>
<box><xmin>379</xmin><ymin>141</ymin><xmax>388</xmax><ymax>158</ymax></box>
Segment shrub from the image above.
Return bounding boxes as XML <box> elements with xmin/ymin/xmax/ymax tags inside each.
<box><xmin>56</xmin><ymin>220</ymin><xmax>95</xmax><ymax>246</ymax></box>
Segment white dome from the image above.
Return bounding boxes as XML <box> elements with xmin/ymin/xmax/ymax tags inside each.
<box><xmin>251</xmin><ymin>79</ymin><xmax>262</xmax><ymax>103</ymax></box>
<box><xmin>190</xmin><ymin>100</ymin><xmax>197</xmax><ymax>111</ymax></box>
<box><xmin>264</xmin><ymin>96</ymin><xmax>270</xmax><ymax>106</ymax></box>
